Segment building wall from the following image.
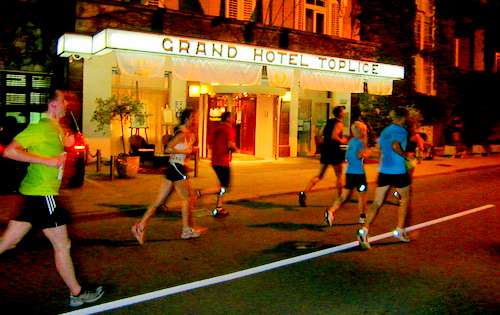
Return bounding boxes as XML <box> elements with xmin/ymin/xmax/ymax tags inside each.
<box><xmin>82</xmin><ymin>53</ymin><xmax>114</xmax><ymax>157</ymax></box>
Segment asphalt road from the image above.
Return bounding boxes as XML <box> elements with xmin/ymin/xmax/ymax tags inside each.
<box><xmin>0</xmin><ymin>167</ymin><xmax>499</xmax><ymax>315</ymax></box>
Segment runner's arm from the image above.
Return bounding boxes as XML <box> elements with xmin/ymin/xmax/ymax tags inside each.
<box><xmin>3</xmin><ymin>140</ymin><xmax>64</xmax><ymax>167</ymax></box>
<box><xmin>391</xmin><ymin>141</ymin><xmax>408</xmax><ymax>160</ymax></box>
<box><xmin>331</xmin><ymin>122</ymin><xmax>347</xmax><ymax>144</ymax></box>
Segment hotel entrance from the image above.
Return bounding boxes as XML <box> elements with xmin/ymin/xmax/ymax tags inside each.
<box><xmin>206</xmin><ymin>94</ymin><xmax>257</xmax><ymax>157</ymax></box>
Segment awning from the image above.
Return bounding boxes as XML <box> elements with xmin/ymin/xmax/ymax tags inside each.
<box><xmin>170</xmin><ymin>56</ymin><xmax>262</xmax><ymax>86</ymax></box>
<box><xmin>300</xmin><ymin>69</ymin><xmax>364</xmax><ymax>93</ymax></box>
<box><xmin>57</xmin><ymin>29</ymin><xmax>404</xmax><ymax>94</ymax></box>
<box><xmin>116</xmin><ymin>51</ymin><xmax>166</xmax><ymax>78</ymax></box>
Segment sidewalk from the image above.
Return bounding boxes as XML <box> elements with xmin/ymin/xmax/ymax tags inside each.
<box><xmin>1</xmin><ymin>155</ymin><xmax>499</xmax><ymax>222</ymax></box>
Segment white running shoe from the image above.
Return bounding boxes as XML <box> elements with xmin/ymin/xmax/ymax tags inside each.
<box><xmin>181</xmin><ymin>227</ymin><xmax>201</xmax><ymax>239</ymax></box>
<box><xmin>358</xmin><ymin>214</ymin><xmax>366</xmax><ymax>224</ymax></box>
<box><xmin>357</xmin><ymin>227</ymin><xmax>371</xmax><ymax>249</ymax></box>
<box><xmin>392</xmin><ymin>228</ymin><xmax>410</xmax><ymax>242</ymax></box>
<box><xmin>69</xmin><ymin>286</ymin><xmax>104</xmax><ymax>307</ymax></box>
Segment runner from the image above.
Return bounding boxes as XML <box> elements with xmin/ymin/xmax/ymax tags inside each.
<box><xmin>132</xmin><ymin>109</ymin><xmax>201</xmax><ymax>243</ymax></box>
<box><xmin>299</xmin><ymin>106</ymin><xmax>347</xmax><ymax>207</ymax></box>
<box><xmin>357</xmin><ymin>107</ymin><xmax>411</xmax><ymax>249</ymax></box>
<box><xmin>0</xmin><ymin>90</ymin><xmax>104</xmax><ymax>307</ymax></box>
<box><xmin>325</xmin><ymin>121</ymin><xmax>370</xmax><ymax>226</ymax></box>
<box><xmin>196</xmin><ymin>111</ymin><xmax>238</xmax><ymax>218</ymax></box>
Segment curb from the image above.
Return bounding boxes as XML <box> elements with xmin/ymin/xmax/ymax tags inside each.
<box><xmin>68</xmin><ymin>163</ymin><xmax>500</xmax><ymax>221</ymax></box>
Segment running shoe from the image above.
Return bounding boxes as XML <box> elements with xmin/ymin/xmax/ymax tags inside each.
<box><xmin>358</xmin><ymin>213</ymin><xmax>366</xmax><ymax>224</ymax></box>
<box><xmin>212</xmin><ymin>207</ymin><xmax>229</xmax><ymax>218</ymax></box>
<box><xmin>356</xmin><ymin>227</ymin><xmax>371</xmax><ymax>249</ymax></box>
<box><xmin>392</xmin><ymin>228</ymin><xmax>410</xmax><ymax>242</ymax></box>
<box><xmin>181</xmin><ymin>227</ymin><xmax>201</xmax><ymax>239</ymax></box>
<box><xmin>131</xmin><ymin>223</ymin><xmax>145</xmax><ymax>245</ymax></box>
<box><xmin>324</xmin><ymin>208</ymin><xmax>335</xmax><ymax>227</ymax></box>
<box><xmin>298</xmin><ymin>191</ymin><xmax>307</xmax><ymax>207</ymax></box>
<box><xmin>195</xmin><ymin>189</ymin><xmax>202</xmax><ymax>199</ymax></box>
<box><xmin>69</xmin><ymin>286</ymin><xmax>104</xmax><ymax>307</ymax></box>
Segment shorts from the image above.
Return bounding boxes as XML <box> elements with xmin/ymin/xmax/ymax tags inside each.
<box><xmin>212</xmin><ymin>165</ymin><xmax>231</xmax><ymax>188</ymax></box>
<box><xmin>345</xmin><ymin>173</ymin><xmax>368</xmax><ymax>191</ymax></box>
<box><xmin>377</xmin><ymin>173</ymin><xmax>411</xmax><ymax>188</ymax></box>
<box><xmin>15</xmin><ymin>195</ymin><xmax>70</xmax><ymax>229</ymax></box>
<box><xmin>319</xmin><ymin>152</ymin><xmax>345</xmax><ymax>165</ymax></box>
<box><xmin>165</xmin><ymin>163</ymin><xmax>188</xmax><ymax>182</ymax></box>
<box><xmin>317</xmin><ymin>163</ymin><xmax>343</xmax><ymax>179</ymax></box>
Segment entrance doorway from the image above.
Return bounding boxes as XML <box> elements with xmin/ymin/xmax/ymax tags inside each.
<box><xmin>206</xmin><ymin>94</ymin><xmax>256</xmax><ymax>156</ymax></box>
<box><xmin>235</xmin><ymin>96</ymin><xmax>256</xmax><ymax>155</ymax></box>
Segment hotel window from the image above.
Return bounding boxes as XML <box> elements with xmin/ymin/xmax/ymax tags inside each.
<box><xmin>305</xmin><ymin>0</ymin><xmax>327</xmax><ymax>34</ymax></box>
<box><xmin>415</xmin><ymin>54</ymin><xmax>436</xmax><ymax>96</ymax></box>
<box><xmin>144</xmin><ymin>0</ymin><xmax>160</xmax><ymax>6</ymax></box>
<box><xmin>415</xmin><ymin>0</ymin><xmax>435</xmax><ymax>51</ymax></box>
<box><xmin>226</xmin><ymin>0</ymin><xmax>256</xmax><ymax>21</ymax></box>
<box><xmin>454</xmin><ymin>37</ymin><xmax>471</xmax><ymax>70</ymax></box>
<box><xmin>495</xmin><ymin>52</ymin><xmax>500</xmax><ymax>73</ymax></box>
<box><xmin>296</xmin><ymin>0</ymin><xmax>349</xmax><ymax>37</ymax></box>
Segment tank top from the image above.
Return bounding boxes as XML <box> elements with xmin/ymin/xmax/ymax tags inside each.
<box><xmin>169</xmin><ymin>132</ymin><xmax>191</xmax><ymax>165</ymax></box>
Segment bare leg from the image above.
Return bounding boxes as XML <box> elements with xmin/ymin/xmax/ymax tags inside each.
<box><xmin>174</xmin><ymin>180</ymin><xmax>194</xmax><ymax>229</ymax></box>
<box><xmin>395</xmin><ymin>186</ymin><xmax>410</xmax><ymax>229</ymax></box>
<box><xmin>363</xmin><ymin>185</ymin><xmax>390</xmax><ymax>230</ymax></box>
<box><xmin>43</xmin><ymin>225</ymin><xmax>81</xmax><ymax>296</ymax></box>
<box><xmin>139</xmin><ymin>179</ymin><xmax>173</xmax><ymax>227</ymax></box>
<box><xmin>0</xmin><ymin>220</ymin><xmax>32</xmax><ymax>254</ymax></box>
<box><xmin>358</xmin><ymin>191</ymin><xmax>368</xmax><ymax>216</ymax></box>
<box><xmin>305</xmin><ymin>164</ymin><xmax>328</xmax><ymax>192</ymax></box>
<box><xmin>329</xmin><ymin>189</ymin><xmax>352</xmax><ymax>212</ymax></box>
<box><xmin>304</xmin><ymin>176</ymin><xmax>321</xmax><ymax>192</ymax></box>
<box><xmin>333</xmin><ymin>164</ymin><xmax>344</xmax><ymax>197</ymax></box>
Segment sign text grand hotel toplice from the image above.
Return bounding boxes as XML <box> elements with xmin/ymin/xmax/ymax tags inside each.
<box><xmin>57</xmin><ymin>29</ymin><xmax>404</xmax><ymax>79</ymax></box>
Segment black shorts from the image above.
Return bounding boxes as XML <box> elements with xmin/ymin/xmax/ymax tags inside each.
<box><xmin>377</xmin><ymin>173</ymin><xmax>411</xmax><ymax>188</ymax></box>
<box><xmin>212</xmin><ymin>165</ymin><xmax>231</xmax><ymax>188</ymax></box>
<box><xmin>15</xmin><ymin>195</ymin><xmax>70</xmax><ymax>229</ymax></box>
<box><xmin>165</xmin><ymin>163</ymin><xmax>188</xmax><ymax>182</ymax></box>
<box><xmin>345</xmin><ymin>173</ymin><xmax>368</xmax><ymax>191</ymax></box>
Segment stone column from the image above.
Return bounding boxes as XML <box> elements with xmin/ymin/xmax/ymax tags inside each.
<box><xmin>288</xmin><ymin>69</ymin><xmax>300</xmax><ymax>157</ymax></box>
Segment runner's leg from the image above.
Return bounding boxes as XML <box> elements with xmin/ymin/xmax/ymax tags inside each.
<box><xmin>174</xmin><ymin>180</ymin><xmax>193</xmax><ymax>230</ymax></box>
<box><xmin>43</xmin><ymin>225</ymin><xmax>81</xmax><ymax>296</ymax></box>
<box><xmin>364</xmin><ymin>185</ymin><xmax>390</xmax><ymax>228</ymax></box>
<box><xmin>333</xmin><ymin>163</ymin><xmax>343</xmax><ymax>197</ymax></box>
<box><xmin>395</xmin><ymin>186</ymin><xmax>411</xmax><ymax>229</ymax></box>
<box><xmin>0</xmin><ymin>220</ymin><xmax>31</xmax><ymax>254</ymax></box>
<box><xmin>140</xmin><ymin>178</ymin><xmax>173</xmax><ymax>227</ymax></box>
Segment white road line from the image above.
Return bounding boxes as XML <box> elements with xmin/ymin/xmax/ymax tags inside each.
<box><xmin>61</xmin><ymin>204</ymin><xmax>495</xmax><ymax>315</ymax></box>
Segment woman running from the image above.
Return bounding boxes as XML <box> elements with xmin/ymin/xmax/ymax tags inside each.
<box><xmin>325</xmin><ymin>121</ymin><xmax>370</xmax><ymax>226</ymax></box>
<box><xmin>132</xmin><ymin>109</ymin><xmax>201</xmax><ymax>243</ymax></box>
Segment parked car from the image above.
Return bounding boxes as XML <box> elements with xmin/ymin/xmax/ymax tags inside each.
<box><xmin>61</xmin><ymin>130</ymin><xmax>87</xmax><ymax>188</ymax></box>
<box><xmin>60</xmin><ymin>112</ymin><xmax>87</xmax><ymax>189</ymax></box>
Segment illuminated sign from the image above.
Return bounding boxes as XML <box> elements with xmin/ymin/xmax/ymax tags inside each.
<box><xmin>57</xmin><ymin>29</ymin><xmax>404</xmax><ymax>79</ymax></box>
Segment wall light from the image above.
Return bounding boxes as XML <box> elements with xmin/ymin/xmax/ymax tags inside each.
<box><xmin>200</xmin><ymin>85</ymin><xmax>210</xmax><ymax>94</ymax></box>
<box><xmin>282</xmin><ymin>91</ymin><xmax>291</xmax><ymax>102</ymax></box>
<box><xmin>189</xmin><ymin>85</ymin><xmax>200</xmax><ymax>97</ymax></box>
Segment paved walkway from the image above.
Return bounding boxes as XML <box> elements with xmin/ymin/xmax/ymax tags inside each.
<box><xmin>1</xmin><ymin>155</ymin><xmax>499</xmax><ymax>222</ymax></box>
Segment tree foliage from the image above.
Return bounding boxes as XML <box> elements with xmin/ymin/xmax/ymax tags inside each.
<box><xmin>91</xmin><ymin>96</ymin><xmax>145</xmax><ymax>154</ymax></box>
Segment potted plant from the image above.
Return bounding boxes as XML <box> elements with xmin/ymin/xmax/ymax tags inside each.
<box><xmin>91</xmin><ymin>95</ymin><xmax>144</xmax><ymax>178</ymax></box>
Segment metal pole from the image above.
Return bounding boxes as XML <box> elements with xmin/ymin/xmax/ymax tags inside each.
<box><xmin>110</xmin><ymin>155</ymin><xmax>114</xmax><ymax>181</ymax></box>
<box><xmin>96</xmin><ymin>149</ymin><xmax>101</xmax><ymax>173</ymax></box>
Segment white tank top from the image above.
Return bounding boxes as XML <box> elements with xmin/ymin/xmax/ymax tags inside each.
<box><xmin>169</xmin><ymin>134</ymin><xmax>191</xmax><ymax>165</ymax></box>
